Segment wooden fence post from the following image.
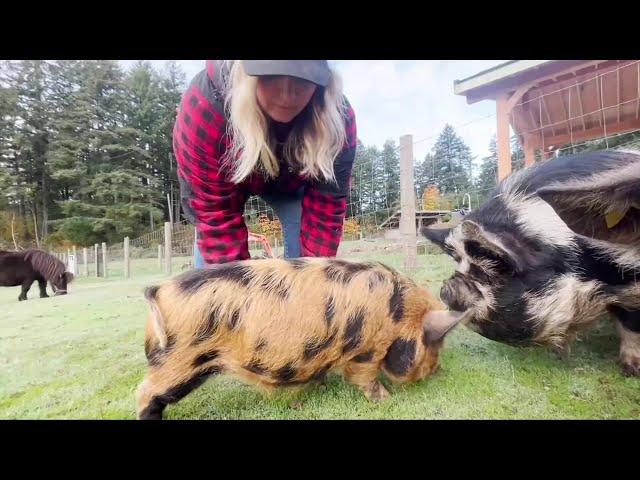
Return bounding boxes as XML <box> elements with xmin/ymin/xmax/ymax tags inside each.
<box><xmin>94</xmin><ymin>244</ymin><xmax>99</xmax><ymax>277</ymax></box>
<box><xmin>102</xmin><ymin>242</ymin><xmax>108</xmax><ymax>278</ymax></box>
<box><xmin>124</xmin><ymin>236</ymin><xmax>130</xmax><ymax>279</ymax></box>
<box><xmin>164</xmin><ymin>222</ymin><xmax>172</xmax><ymax>275</ymax></box>
<box><xmin>83</xmin><ymin>247</ymin><xmax>88</xmax><ymax>276</ymax></box>
<box><xmin>399</xmin><ymin>134</ymin><xmax>418</xmax><ymax>272</ymax></box>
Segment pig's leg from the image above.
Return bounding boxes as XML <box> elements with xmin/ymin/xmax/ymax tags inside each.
<box><xmin>551</xmin><ymin>340</ymin><xmax>572</xmax><ymax>361</ymax></box>
<box><xmin>37</xmin><ymin>278</ymin><xmax>49</xmax><ymax>298</ymax></box>
<box><xmin>343</xmin><ymin>361</ymin><xmax>390</xmax><ymax>402</ymax></box>
<box><xmin>610</xmin><ymin>306</ymin><xmax>640</xmax><ymax>377</ymax></box>
<box><xmin>136</xmin><ymin>360</ymin><xmax>222</xmax><ymax>420</ymax></box>
<box><xmin>19</xmin><ymin>279</ymin><xmax>32</xmax><ymax>301</ymax></box>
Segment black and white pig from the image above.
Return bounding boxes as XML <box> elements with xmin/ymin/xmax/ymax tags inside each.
<box><xmin>422</xmin><ymin>149</ymin><xmax>640</xmax><ymax>376</ymax></box>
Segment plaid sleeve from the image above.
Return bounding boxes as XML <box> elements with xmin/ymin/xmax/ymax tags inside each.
<box><xmin>173</xmin><ymin>70</ymin><xmax>250</xmax><ymax>264</ymax></box>
<box><xmin>300</xmin><ymin>101</ymin><xmax>357</xmax><ymax>258</ymax></box>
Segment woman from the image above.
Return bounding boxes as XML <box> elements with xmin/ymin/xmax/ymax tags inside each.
<box><xmin>173</xmin><ymin>60</ymin><xmax>357</xmax><ymax>267</ymax></box>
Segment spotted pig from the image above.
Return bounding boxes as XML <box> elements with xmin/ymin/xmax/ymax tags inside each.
<box><xmin>136</xmin><ymin>258</ymin><xmax>465</xmax><ymax>419</ymax></box>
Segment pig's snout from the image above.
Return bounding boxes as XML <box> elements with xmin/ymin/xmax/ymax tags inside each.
<box><xmin>440</xmin><ymin>277</ymin><xmax>468</xmax><ymax>312</ymax></box>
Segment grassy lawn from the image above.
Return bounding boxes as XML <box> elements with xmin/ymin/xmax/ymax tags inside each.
<box><xmin>1</xmin><ymin>253</ymin><xmax>639</xmax><ymax>419</ymax></box>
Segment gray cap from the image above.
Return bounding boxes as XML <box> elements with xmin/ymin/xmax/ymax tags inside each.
<box><xmin>242</xmin><ymin>60</ymin><xmax>331</xmax><ymax>87</ymax></box>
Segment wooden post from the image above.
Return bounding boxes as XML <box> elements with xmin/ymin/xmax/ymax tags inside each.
<box><xmin>523</xmin><ymin>135</ymin><xmax>535</xmax><ymax>167</ymax></box>
<box><xmin>124</xmin><ymin>236</ymin><xmax>130</xmax><ymax>279</ymax></box>
<box><xmin>496</xmin><ymin>94</ymin><xmax>512</xmax><ymax>180</ymax></box>
<box><xmin>72</xmin><ymin>246</ymin><xmax>78</xmax><ymax>275</ymax></box>
<box><xmin>102</xmin><ymin>242</ymin><xmax>108</xmax><ymax>278</ymax></box>
<box><xmin>158</xmin><ymin>244</ymin><xmax>163</xmax><ymax>270</ymax></box>
<box><xmin>83</xmin><ymin>247</ymin><xmax>88</xmax><ymax>276</ymax></box>
<box><xmin>164</xmin><ymin>222</ymin><xmax>172</xmax><ymax>275</ymax></box>
<box><xmin>399</xmin><ymin>134</ymin><xmax>417</xmax><ymax>272</ymax></box>
<box><xmin>167</xmin><ymin>194</ymin><xmax>174</xmax><ymax>225</ymax></box>
<box><xmin>94</xmin><ymin>244</ymin><xmax>99</xmax><ymax>277</ymax></box>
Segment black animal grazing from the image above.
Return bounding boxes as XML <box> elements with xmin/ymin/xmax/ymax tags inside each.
<box><xmin>0</xmin><ymin>249</ymin><xmax>74</xmax><ymax>301</ymax></box>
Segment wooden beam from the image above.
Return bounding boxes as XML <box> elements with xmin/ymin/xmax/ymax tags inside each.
<box><xmin>514</xmin><ymin>61</ymin><xmax>640</xmax><ymax>146</ymax></box>
<box><xmin>558</xmin><ymin>91</ymin><xmax>568</xmax><ymax>120</ymax></box>
<box><xmin>525</xmin><ymin>60</ymin><xmax>627</xmax><ymax>98</ymax></box>
<box><xmin>463</xmin><ymin>61</ymin><xmax>609</xmax><ymax>104</ymax></box>
<box><xmin>567</xmin><ymin>85</ymin><xmax>575</xmax><ymax>145</ymax></box>
<box><xmin>541</xmin><ymin>117</ymin><xmax>640</xmax><ymax>147</ymax></box>
<box><xmin>496</xmin><ymin>95</ymin><xmax>512</xmax><ymax>180</ymax></box>
<box><xmin>510</xmin><ymin>109</ymin><xmax>522</xmax><ymax>138</ymax></box>
<box><xmin>617</xmin><ymin>67</ymin><xmax>621</xmax><ymax>124</ymax></box>
<box><xmin>515</xmin><ymin>101</ymin><xmax>537</xmax><ymax>142</ymax></box>
<box><xmin>523</xmin><ymin>136</ymin><xmax>535</xmax><ymax>167</ymax></box>
<box><xmin>455</xmin><ymin>60</ymin><xmax>552</xmax><ymax>96</ymax></box>
<box><xmin>526</xmin><ymin>106</ymin><xmax>545</xmax><ymax>151</ymax></box>
<box><xmin>527</xmin><ymin>107</ymin><xmax>538</xmax><ymax>135</ymax></box>
<box><xmin>597</xmin><ymin>75</ymin><xmax>604</xmax><ymax>128</ymax></box>
<box><xmin>506</xmin><ymin>84</ymin><xmax>534</xmax><ymax>112</ymax></box>
<box><xmin>557</xmin><ymin>90</ymin><xmax>569</xmax><ymax>140</ymax></box>
<box><xmin>576</xmin><ymin>82</ymin><xmax>587</xmax><ymax>131</ymax></box>
<box><xmin>540</xmin><ymin>94</ymin><xmax>556</xmax><ymax>136</ymax></box>
<box><xmin>509</xmin><ymin>62</ymin><xmax>640</xmax><ymax>151</ymax></box>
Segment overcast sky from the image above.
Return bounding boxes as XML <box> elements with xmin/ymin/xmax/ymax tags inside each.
<box><xmin>120</xmin><ymin>60</ymin><xmax>507</xmax><ymax>164</ymax></box>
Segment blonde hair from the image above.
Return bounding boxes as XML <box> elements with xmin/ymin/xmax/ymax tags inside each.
<box><xmin>221</xmin><ymin>60</ymin><xmax>348</xmax><ymax>184</ymax></box>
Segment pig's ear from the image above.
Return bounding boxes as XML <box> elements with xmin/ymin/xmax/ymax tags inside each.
<box><xmin>537</xmin><ymin>163</ymin><xmax>640</xmax><ymax>244</ymax></box>
<box><xmin>420</xmin><ymin>227</ymin><xmax>452</xmax><ymax>250</ymax></box>
<box><xmin>460</xmin><ymin>220</ymin><xmax>520</xmax><ymax>270</ymax></box>
<box><xmin>422</xmin><ymin>310</ymin><xmax>468</xmax><ymax>346</ymax></box>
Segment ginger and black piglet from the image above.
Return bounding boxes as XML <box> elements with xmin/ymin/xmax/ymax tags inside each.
<box><xmin>136</xmin><ymin>258</ymin><xmax>465</xmax><ymax>419</ymax></box>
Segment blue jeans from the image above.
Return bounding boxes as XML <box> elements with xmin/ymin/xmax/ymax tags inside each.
<box><xmin>194</xmin><ymin>187</ymin><xmax>304</xmax><ymax>268</ymax></box>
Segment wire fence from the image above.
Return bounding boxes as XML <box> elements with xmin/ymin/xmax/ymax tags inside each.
<box><xmin>48</xmin><ymin>67</ymin><xmax>640</xmax><ymax>280</ymax></box>
<box><xmin>512</xmin><ymin>60</ymin><xmax>640</xmax><ymax>154</ymax></box>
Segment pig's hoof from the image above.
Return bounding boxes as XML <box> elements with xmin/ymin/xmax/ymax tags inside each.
<box><xmin>138</xmin><ymin>411</ymin><xmax>163</xmax><ymax>420</ymax></box>
<box><xmin>365</xmin><ymin>382</ymin><xmax>390</xmax><ymax>402</ymax></box>
<box><xmin>551</xmin><ymin>344</ymin><xmax>571</xmax><ymax>361</ymax></box>
<box><xmin>620</xmin><ymin>358</ymin><xmax>640</xmax><ymax>377</ymax></box>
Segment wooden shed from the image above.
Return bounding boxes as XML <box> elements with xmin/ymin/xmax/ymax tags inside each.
<box><xmin>454</xmin><ymin>60</ymin><xmax>640</xmax><ymax>179</ymax></box>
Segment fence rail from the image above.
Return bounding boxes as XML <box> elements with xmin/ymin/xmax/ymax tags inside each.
<box><xmin>46</xmin><ymin>132</ymin><xmax>458</xmax><ymax>279</ymax></box>
<box><xmin>51</xmin><ymin>217</ymin><xmax>299</xmax><ymax>280</ymax></box>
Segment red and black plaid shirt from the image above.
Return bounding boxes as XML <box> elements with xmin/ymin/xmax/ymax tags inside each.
<box><xmin>173</xmin><ymin>60</ymin><xmax>357</xmax><ymax>265</ymax></box>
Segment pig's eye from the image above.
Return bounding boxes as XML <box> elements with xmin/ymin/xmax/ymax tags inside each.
<box><xmin>464</xmin><ymin>241</ymin><xmax>512</xmax><ymax>272</ymax></box>
<box><xmin>468</xmin><ymin>263</ymin><xmax>491</xmax><ymax>282</ymax></box>
<box><xmin>464</xmin><ymin>241</ymin><xmax>496</xmax><ymax>260</ymax></box>
<box><xmin>444</xmin><ymin>245</ymin><xmax>461</xmax><ymax>262</ymax></box>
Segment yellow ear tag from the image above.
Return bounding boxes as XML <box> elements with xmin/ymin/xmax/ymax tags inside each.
<box><xmin>605</xmin><ymin>209</ymin><xmax>628</xmax><ymax>229</ymax></box>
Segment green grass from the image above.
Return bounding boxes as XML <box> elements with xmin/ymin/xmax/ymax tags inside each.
<box><xmin>1</xmin><ymin>253</ymin><xmax>639</xmax><ymax>419</ymax></box>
